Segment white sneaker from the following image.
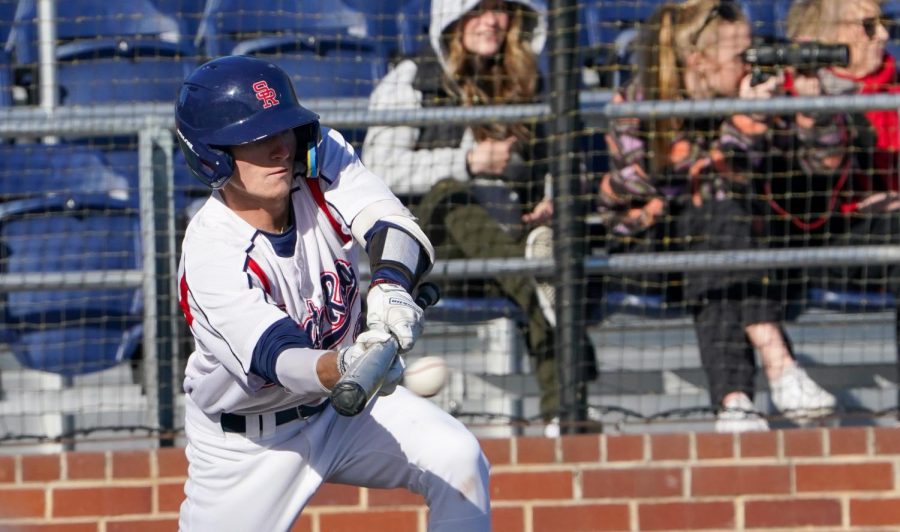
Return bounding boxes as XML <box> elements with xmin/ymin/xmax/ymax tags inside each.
<box><xmin>543</xmin><ymin>416</ymin><xmax>560</xmax><ymax>438</ymax></box>
<box><xmin>525</xmin><ymin>225</ymin><xmax>556</xmax><ymax>327</ymax></box>
<box><xmin>770</xmin><ymin>364</ymin><xmax>836</xmax><ymax>421</ymax></box>
<box><xmin>715</xmin><ymin>393</ymin><xmax>770</xmax><ymax>433</ymax></box>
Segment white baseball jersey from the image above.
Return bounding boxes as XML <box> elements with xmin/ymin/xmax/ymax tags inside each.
<box><xmin>178</xmin><ymin>127</ymin><xmax>400</xmax><ymax>416</ymax></box>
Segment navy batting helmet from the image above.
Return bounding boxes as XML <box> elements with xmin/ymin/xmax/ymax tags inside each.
<box><xmin>175</xmin><ymin>55</ymin><xmax>321</xmax><ymax>189</ymax></box>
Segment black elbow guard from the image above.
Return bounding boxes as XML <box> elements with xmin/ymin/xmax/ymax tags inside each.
<box><xmin>365</xmin><ymin>221</ymin><xmax>431</xmax><ymax>292</ymax></box>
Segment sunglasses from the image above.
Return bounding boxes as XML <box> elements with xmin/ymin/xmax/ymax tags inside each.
<box><xmin>861</xmin><ymin>16</ymin><xmax>888</xmax><ymax>39</ymax></box>
<box><xmin>690</xmin><ymin>0</ymin><xmax>743</xmax><ymax>46</ymax></box>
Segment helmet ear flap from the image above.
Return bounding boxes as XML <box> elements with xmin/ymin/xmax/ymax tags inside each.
<box><xmin>294</xmin><ymin>122</ymin><xmax>321</xmax><ymax>178</ymax></box>
<box><xmin>176</xmin><ymin>128</ymin><xmax>235</xmax><ymax>189</ymax></box>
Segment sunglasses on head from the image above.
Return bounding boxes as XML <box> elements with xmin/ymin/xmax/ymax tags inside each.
<box><xmin>690</xmin><ymin>0</ymin><xmax>743</xmax><ymax>46</ymax></box>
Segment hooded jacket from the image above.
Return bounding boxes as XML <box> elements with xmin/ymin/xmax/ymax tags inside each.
<box><xmin>362</xmin><ymin>0</ymin><xmax>547</xmax><ymax>197</ymax></box>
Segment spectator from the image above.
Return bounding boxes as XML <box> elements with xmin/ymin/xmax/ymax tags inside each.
<box><xmin>775</xmin><ymin>0</ymin><xmax>900</xmax><ymax>401</ymax></box>
<box><xmin>362</xmin><ymin>0</ymin><xmax>598</xmax><ymax>432</ymax></box>
<box><xmin>596</xmin><ymin>0</ymin><xmax>836</xmax><ymax>431</ymax></box>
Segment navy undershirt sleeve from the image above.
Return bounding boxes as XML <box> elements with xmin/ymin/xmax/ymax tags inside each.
<box><xmin>249</xmin><ymin>317</ymin><xmax>314</xmax><ymax>385</ymax></box>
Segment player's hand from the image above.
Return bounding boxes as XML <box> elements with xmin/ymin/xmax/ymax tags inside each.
<box><xmin>337</xmin><ymin>329</ymin><xmax>395</xmax><ymax>376</ymax></box>
<box><xmin>366</xmin><ymin>283</ymin><xmax>424</xmax><ymax>352</ymax></box>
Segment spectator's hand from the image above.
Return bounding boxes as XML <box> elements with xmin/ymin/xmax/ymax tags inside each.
<box><xmin>739</xmin><ymin>72</ymin><xmax>782</xmax><ymax>101</ymax></box>
<box><xmin>791</xmin><ymin>72</ymin><xmax>822</xmax><ymax>97</ymax></box>
<box><xmin>467</xmin><ymin>136</ymin><xmax>517</xmax><ymax>175</ymax></box>
<box><xmin>522</xmin><ymin>198</ymin><xmax>553</xmax><ymax>224</ymax></box>
<box><xmin>857</xmin><ymin>192</ymin><xmax>900</xmax><ymax>213</ymax></box>
<box><xmin>622</xmin><ymin>197</ymin><xmax>664</xmax><ymax>232</ymax></box>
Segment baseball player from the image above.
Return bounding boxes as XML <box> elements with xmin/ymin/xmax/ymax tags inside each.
<box><xmin>174</xmin><ymin>56</ymin><xmax>491</xmax><ymax>531</ymax></box>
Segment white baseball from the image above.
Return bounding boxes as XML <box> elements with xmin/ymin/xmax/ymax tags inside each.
<box><xmin>403</xmin><ymin>356</ymin><xmax>449</xmax><ymax>398</ymax></box>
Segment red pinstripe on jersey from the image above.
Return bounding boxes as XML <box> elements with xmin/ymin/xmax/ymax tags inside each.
<box><xmin>246</xmin><ymin>257</ymin><xmax>272</xmax><ymax>295</ymax></box>
<box><xmin>307</xmin><ymin>178</ymin><xmax>351</xmax><ymax>244</ymax></box>
<box><xmin>179</xmin><ymin>274</ymin><xmax>194</xmax><ymax>327</ymax></box>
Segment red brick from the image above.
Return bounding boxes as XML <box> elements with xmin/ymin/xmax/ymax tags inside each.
<box><xmin>745</xmin><ymin>498</ymin><xmax>841</xmax><ymax>528</ymax></box>
<box><xmin>368</xmin><ymin>488</ymin><xmax>424</xmax><ymax>507</ymax></box>
<box><xmin>0</xmin><ymin>456</ymin><xmax>16</xmax><ymax>483</ymax></box>
<box><xmin>516</xmin><ymin>436</ymin><xmax>556</xmax><ymax>464</ymax></box>
<box><xmin>691</xmin><ymin>465</ymin><xmax>790</xmax><ymax>496</ymax></box>
<box><xmin>784</xmin><ymin>428</ymin><xmax>824</xmax><ymax>457</ymax></box>
<box><xmin>0</xmin><ymin>525</ymin><xmax>97</xmax><ymax>532</ymax></box>
<box><xmin>739</xmin><ymin>430</ymin><xmax>778</xmax><ymax>458</ymax></box>
<box><xmin>158</xmin><ymin>480</ymin><xmax>185</xmax><ymax>513</ymax></box>
<box><xmin>606</xmin><ymin>434</ymin><xmax>644</xmax><ymax>462</ymax></box>
<box><xmin>639</xmin><ymin>501</ymin><xmax>734</xmax><ymax>530</ymax></box>
<box><xmin>157</xmin><ymin>448</ymin><xmax>188</xmax><ymax>478</ymax></box>
<box><xmin>534</xmin><ymin>503</ymin><xmax>630</xmax><ymax>531</ymax></box>
<box><xmin>583</xmin><ymin>468</ymin><xmax>682</xmax><ymax>499</ymax></box>
<box><xmin>318</xmin><ymin>509</ymin><xmax>419</xmax><ymax>532</ymax></box>
<box><xmin>290</xmin><ymin>513</ymin><xmax>313</xmax><ymax>532</ymax></box>
<box><xmin>492</xmin><ymin>506</ymin><xmax>525</xmax><ymax>532</ymax></box>
<box><xmin>22</xmin><ymin>454</ymin><xmax>61</xmax><ymax>482</ymax></box>
<box><xmin>695</xmin><ymin>432</ymin><xmax>734</xmax><ymax>460</ymax></box>
<box><xmin>796</xmin><ymin>462</ymin><xmax>894</xmax><ymax>492</ymax></box>
<box><xmin>479</xmin><ymin>438</ymin><xmax>511</xmax><ymax>466</ymax></box>
<box><xmin>107</xmin><ymin>519</ymin><xmax>179</xmax><ymax>531</ymax></box>
<box><xmin>828</xmin><ymin>427</ymin><xmax>868</xmax><ymax>456</ymax></box>
<box><xmin>850</xmin><ymin>497</ymin><xmax>900</xmax><ymax>526</ymax></box>
<box><xmin>0</xmin><ymin>487</ymin><xmax>45</xmax><ymax>518</ymax></box>
<box><xmin>112</xmin><ymin>450</ymin><xmax>150</xmax><ymax>479</ymax></box>
<box><xmin>561</xmin><ymin>434</ymin><xmax>601</xmax><ymax>463</ymax></box>
<box><xmin>491</xmin><ymin>471</ymin><xmax>573</xmax><ymax>500</ymax></box>
<box><xmin>650</xmin><ymin>433</ymin><xmax>690</xmax><ymax>461</ymax></box>
<box><xmin>66</xmin><ymin>452</ymin><xmax>105</xmax><ymax>481</ymax></box>
<box><xmin>53</xmin><ymin>486</ymin><xmax>152</xmax><ymax>517</ymax></box>
<box><xmin>873</xmin><ymin>427</ymin><xmax>900</xmax><ymax>455</ymax></box>
<box><xmin>307</xmin><ymin>483</ymin><xmax>360</xmax><ymax>507</ymax></box>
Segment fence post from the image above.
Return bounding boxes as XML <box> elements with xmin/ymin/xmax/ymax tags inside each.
<box><xmin>138</xmin><ymin>128</ymin><xmax>178</xmax><ymax>447</ymax></box>
<box><xmin>548</xmin><ymin>0</ymin><xmax>589</xmax><ymax>433</ymax></box>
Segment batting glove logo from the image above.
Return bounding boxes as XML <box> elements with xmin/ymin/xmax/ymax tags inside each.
<box><xmin>252</xmin><ymin>80</ymin><xmax>280</xmax><ymax>108</ymax></box>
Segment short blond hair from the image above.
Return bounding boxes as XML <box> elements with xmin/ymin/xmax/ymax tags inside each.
<box><xmin>786</xmin><ymin>0</ymin><xmax>882</xmax><ymax>41</ymax></box>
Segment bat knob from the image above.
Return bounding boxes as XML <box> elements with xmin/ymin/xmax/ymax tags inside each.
<box><xmin>331</xmin><ymin>381</ymin><xmax>368</xmax><ymax>416</ymax></box>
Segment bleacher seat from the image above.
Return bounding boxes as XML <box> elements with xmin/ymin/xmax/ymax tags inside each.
<box><xmin>56</xmin><ymin>50</ymin><xmax>194</xmax><ymax>105</ymax></box>
<box><xmin>232</xmin><ymin>35</ymin><xmax>386</xmax><ymax>99</ymax></box>
<box><xmin>0</xmin><ymin>49</ymin><xmax>11</xmax><ymax>107</ymax></box>
<box><xmin>395</xmin><ymin>0</ymin><xmax>431</xmax><ymax>57</ymax></box>
<box><xmin>0</xmin><ymin>194</ymin><xmax>143</xmax><ymax>376</ymax></box>
<box><xmin>0</xmin><ymin>144</ymin><xmax>132</xmax><ymax>203</ymax></box>
<box><xmin>196</xmin><ymin>0</ymin><xmax>371</xmax><ymax>57</ymax></box>
<box><xmin>8</xmin><ymin>0</ymin><xmax>192</xmax><ymax>65</ymax></box>
<box><xmin>339</xmin><ymin>0</ymin><xmax>407</xmax><ymax>60</ymax></box>
<box><xmin>882</xmin><ymin>1</ymin><xmax>900</xmax><ymax>61</ymax></box>
<box><xmin>152</xmin><ymin>0</ymin><xmax>207</xmax><ymax>45</ymax></box>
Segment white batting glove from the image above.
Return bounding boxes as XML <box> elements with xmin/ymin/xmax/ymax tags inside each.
<box><xmin>336</xmin><ymin>329</ymin><xmax>394</xmax><ymax>375</ymax></box>
<box><xmin>366</xmin><ymin>282</ymin><xmax>424</xmax><ymax>352</ymax></box>
<box><xmin>336</xmin><ymin>329</ymin><xmax>405</xmax><ymax>397</ymax></box>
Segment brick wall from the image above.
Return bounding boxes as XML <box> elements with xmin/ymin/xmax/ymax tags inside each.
<box><xmin>2</xmin><ymin>427</ymin><xmax>900</xmax><ymax>531</ymax></box>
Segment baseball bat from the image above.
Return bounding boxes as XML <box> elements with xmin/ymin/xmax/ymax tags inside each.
<box><xmin>331</xmin><ymin>282</ymin><xmax>441</xmax><ymax>416</ymax></box>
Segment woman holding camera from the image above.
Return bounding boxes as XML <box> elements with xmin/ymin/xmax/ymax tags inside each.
<box><xmin>600</xmin><ymin>0</ymin><xmax>837</xmax><ymax>432</ymax></box>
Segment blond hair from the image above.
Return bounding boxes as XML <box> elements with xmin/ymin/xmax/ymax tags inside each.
<box><xmin>442</xmin><ymin>2</ymin><xmax>539</xmax><ymax>142</ymax></box>
<box><xmin>637</xmin><ymin>0</ymin><xmax>747</xmax><ymax>171</ymax></box>
<box><xmin>787</xmin><ymin>0</ymin><xmax>883</xmax><ymax>41</ymax></box>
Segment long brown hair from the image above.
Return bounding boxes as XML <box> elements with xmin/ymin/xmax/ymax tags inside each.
<box><xmin>636</xmin><ymin>0</ymin><xmax>747</xmax><ymax>172</ymax></box>
<box><xmin>442</xmin><ymin>2</ymin><xmax>539</xmax><ymax>142</ymax></box>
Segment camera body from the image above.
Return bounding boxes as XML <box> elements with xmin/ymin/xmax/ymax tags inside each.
<box><xmin>741</xmin><ymin>41</ymin><xmax>850</xmax><ymax>85</ymax></box>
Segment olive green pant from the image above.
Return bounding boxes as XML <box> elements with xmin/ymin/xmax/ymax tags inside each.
<box><xmin>414</xmin><ymin>179</ymin><xmax>560</xmax><ymax>418</ymax></box>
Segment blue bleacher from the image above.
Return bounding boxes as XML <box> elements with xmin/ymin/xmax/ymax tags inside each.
<box><xmin>394</xmin><ymin>0</ymin><xmax>431</xmax><ymax>57</ymax></box>
<box><xmin>0</xmin><ymin>143</ymin><xmax>133</xmax><ymax>203</ymax></box>
<box><xmin>57</xmin><ymin>52</ymin><xmax>195</xmax><ymax>105</ymax></box>
<box><xmin>0</xmin><ymin>194</ymin><xmax>143</xmax><ymax>376</ymax></box>
<box><xmin>197</xmin><ymin>0</ymin><xmax>372</xmax><ymax>57</ymax></box>
<box><xmin>8</xmin><ymin>0</ymin><xmax>193</xmax><ymax>65</ymax></box>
